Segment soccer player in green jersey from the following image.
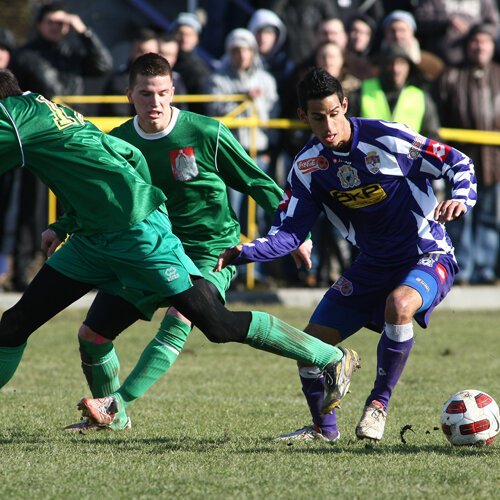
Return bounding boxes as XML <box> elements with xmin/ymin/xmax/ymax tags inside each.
<box><xmin>65</xmin><ymin>52</ymin><xmax>321</xmax><ymax>431</ymax></box>
<box><xmin>0</xmin><ymin>68</ymin><xmax>359</xmax><ymax>427</ymax></box>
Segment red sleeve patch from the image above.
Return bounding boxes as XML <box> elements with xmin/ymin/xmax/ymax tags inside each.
<box><xmin>425</xmin><ymin>140</ymin><xmax>451</xmax><ymax>163</ymax></box>
<box><xmin>436</xmin><ymin>263</ymin><xmax>447</xmax><ymax>283</ymax></box>
<box><xmin>278</xmin><ymin>189</ymin><xmax>291</xmax><ymax>211</ymax></box>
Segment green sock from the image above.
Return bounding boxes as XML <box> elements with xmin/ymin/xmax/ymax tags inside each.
<box><xmin>114</xmin><ymin>315</ymin><xmax>191</xmax><ymax>410</ymax></box>
<box><xmin>0</xmin><ymin>342</ymin><xmax>27</xmax><ymax>388</ymax></box>
<box><xmin>245</xmin><ymin>311</ymin><xmax>343</xmax><ymax>369</ymax></box>
<box><xmin>78</xmin><ymin>337</ymin><xmax>121</xmax><ymax>397</ymax></box>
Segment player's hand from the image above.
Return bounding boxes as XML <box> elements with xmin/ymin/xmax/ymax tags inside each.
<box><xmin>291</xmin><ymin>239</ymin><xmax>313</xmax><ymax>270</ymax></box>
<box><xmin>214</xmin><ymin>244</ymin><xmax>243</xmax><ymax>271</ymax></box>
<box><xmin>41</xmin><ymin>229</ymin><xmax>62</xmax><ymax>257</ymax></box>
<box><xmin>434</xmin><ymin>200</ymin><xmax>466</xmax><ymax>223</ymax></box>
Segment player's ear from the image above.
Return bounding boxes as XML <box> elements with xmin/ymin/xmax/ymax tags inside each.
<box><xmin>125</xmin><ymin>88</ymin><xmax>133</xmax><ymax>103</ymax></box>
<box><xmin>342</xmin><ymin>96</ymin><xmax>348</xmax><ymax>114</ymax></box>
<box><xmin>297</xmin><ymin>107</ymin><xmax>309</xmax><ymax>124</ymax></box>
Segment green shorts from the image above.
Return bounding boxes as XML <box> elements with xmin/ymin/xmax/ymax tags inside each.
<box><xmin>115</xmin><ymin>254</ymin><xmax>235</xmax><ymax>319</ymax></box>
<box><xmin>48</xmin><ymin>209</ymin><xmax>202</xmax><ymax>318</ymax></box>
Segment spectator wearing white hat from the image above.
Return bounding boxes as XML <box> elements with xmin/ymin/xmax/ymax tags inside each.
<box><xmin>206</xmin><ymin>28</ymin><xmax>280</xmax><ymax>285</ymax></box>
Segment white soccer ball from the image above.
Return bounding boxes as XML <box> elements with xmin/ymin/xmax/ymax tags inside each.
<box><xmin>441</xmin><ymin>389</ymin><xmax>500</xmax><ymax>447</ymax></box>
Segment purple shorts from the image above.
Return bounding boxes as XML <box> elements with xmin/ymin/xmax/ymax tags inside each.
<box><xmin>310</xmin><ymin>252</ymin><xmax>457</xmax><ymax>339</ymax></box>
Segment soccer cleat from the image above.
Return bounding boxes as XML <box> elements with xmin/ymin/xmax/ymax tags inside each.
<box><xmin>275</xmin><ymin>424</ymin><xmax>340</xmax><ymax>442</ymax></box>
<box><xmin>63</xmin><ymin>417</ymin><xmax>132</xmax><ymax>432</ymax></box>
<box><xmin>77</xmin><ymin>396</ymin><xmax>119</xmax><ymax>426</ymax></box>
<box><xmin>355</xmin><ymin>400</ymin><xmax>387</xmax><ymax>442</ymax></box>
<box><xmin>321</xmin><ymin>346</ymin><xmax>360</xmax><ymax>414</ymax></box>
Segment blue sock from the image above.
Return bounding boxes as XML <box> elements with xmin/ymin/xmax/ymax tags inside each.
<box><xmin>367</xmin><ymin>332</ymin><xmax>414</xmax><ymax>410</ymax></box>
<box><xmin>300</xmin><ymin>367</ymin><xmax>338</xmax><ymax>439</ymax></box>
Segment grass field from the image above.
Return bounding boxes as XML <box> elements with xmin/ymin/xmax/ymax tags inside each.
<box><xmin>0</xmin><ymin>304</ymin><xmax>499</xmax><ymax>499</ymax></box>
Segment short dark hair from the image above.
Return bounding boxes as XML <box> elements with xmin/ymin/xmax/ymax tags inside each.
<box><xmin>36</xmin><ymin>2</ymin><xmax>68</xmax><ymax>23</ymax></box>
<box><xmin>133</xmin><ymin>27</ymin><xmax>158</xmax><ymax>44</ymax></box>
<box><xmin>297</xmin><ymin>67</ymin><xmax>344</xmax><ymax>112</ymax></box>
<box><xmin>0</xmin><ymin>69</ymin><xmax>23</xmax><ymax>99</ymax></box>
<box><xmin>129</xmin><ymin>52</ymin><xmax>172</xmax><ymax>88</ymax></box>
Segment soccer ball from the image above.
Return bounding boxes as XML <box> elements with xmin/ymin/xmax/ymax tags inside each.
<box><xmin>441</xmin><ymin>389</ymin><xmax>500</xmax><ymax>447</ymax></box>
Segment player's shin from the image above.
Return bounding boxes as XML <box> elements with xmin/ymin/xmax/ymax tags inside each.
<box><xmin>366</xmin><ymin>323</ymin><xmax>414</xmax><ymax>410</ymax></box>
<box><xmin>244</xmin><ymin>311</ymin><xmax>343</xmax><ymax>367</ymax></box>
<box><xmin>114</xmin><ymin>315</ymin><xmax>191</xmax><ymax>410</ymax></box>
<box><xmin>79</xmin><ymin>336</ymin><xmax>121</xmax><ymax>397</ymax></box>
<box><xmin>0</xmin><ymin>343</ymin><xmax>27</xmax><ymax>388</ymax></box>
<box><xmin>299</xmin><ymin>366</ymin><xmax>339</xmax><ymax>438</ymax></box>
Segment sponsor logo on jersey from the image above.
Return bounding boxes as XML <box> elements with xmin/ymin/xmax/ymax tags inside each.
<box><xmin>169</xmin><ymin>147</ymin><xmax>199</xmax><ymax>181</ymax></box>
<box><xmin>330</xmin><ymin>183</ymin><xmax>387</xmax><ymax>208</ymax></box>
<box><xmin>278</xmin><ymin>189</ymin><xmax>291</xmax><ymax>211</ymax></box>
<box><xmin>297</xmin><ymin>156</ymin><xmax>329</xmax><ymax>174</ymax></box>
<box><xmin>331</xmin><ymin>276</ymin><xmax>353</xmax><ymax>296</ymax></box>
<box><xmin>425</xmin><ymin>140</ymin><xmax>451</xmax><ymax>163</ymax></box>
<box><xmin>165</xmin><ymin>266</ymin><xmax>180</xmax><ymax>282</ymax></box>
<box><xmin>337</xmin><ymin>164</ymin><xmax>360</xmax><ymax>188</ymax></box>
<box><xmin>436</xmin><ymin>263</ymin><xmax>447</xmax><ymax>283</ymax></box>
<box><xmin>364</xmin><ymin>151</ymin><xmax>381</xmax><ymax>173</ymax></box>
<box><xmin>408</xmin><ymin>134</ymin><xmax>426</xmax><ymax>159</ymax></box>
<box><xmin>416</xmin><ymin>277</ymin><xmax>430</xmax><ymax>292</ymax></box>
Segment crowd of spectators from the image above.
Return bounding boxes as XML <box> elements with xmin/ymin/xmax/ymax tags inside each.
<box><xmin>1</xmin><ymin>0</ymin><xmax>500</xmax><ymax>290</ymax></box>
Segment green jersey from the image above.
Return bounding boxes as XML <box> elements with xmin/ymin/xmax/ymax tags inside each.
<box><xmin>0</xmin><ymin>92</ymin><xmax>166</xmax><ymax>237</ymax></box>
<box><xmin>110</xmin><ymin>108</ymin><xmax>283</xmax><ymax>261</ymax></box>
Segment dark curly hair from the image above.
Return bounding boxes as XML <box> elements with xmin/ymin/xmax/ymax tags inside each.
<box><xmin>297</xmin><ymin>67</ymin><xmax>344</xmax><ymax>112</ymax></box>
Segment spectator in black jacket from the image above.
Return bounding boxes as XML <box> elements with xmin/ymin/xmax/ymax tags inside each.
<box><xmin>12</xmin><ymin>1</ymin><xmax>112</xmax><ymax>108</ymax></box>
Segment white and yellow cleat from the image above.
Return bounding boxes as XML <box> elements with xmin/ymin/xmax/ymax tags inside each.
<box><xmin>355</xmin><ymin>400</ymin><xmax>387</xmax><ymax>442</ymax></box>
<box><xmin>321</xmin><ymin>346</ymin><xmax>360</xmax><ymax>414</ymax></box>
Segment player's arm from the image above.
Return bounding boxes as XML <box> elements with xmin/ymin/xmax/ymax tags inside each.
<box><xmin>420</xmin><ymin>142</ymin><xmax>477</xmax><ymax>222</ymax></box>
<box><xmin>216</xmin><ymin>170</ymin><xmax>320</xmax><ymax>270</ymax></box>
<box><xmin>402</xmin><ymin>131</ymin><xmax>477</xmax><ymax>221</ymax></box>
<box><xmin>215</xmin><ymin>121</ymin><xmax>283</xmax><ymax>215</ymax></box>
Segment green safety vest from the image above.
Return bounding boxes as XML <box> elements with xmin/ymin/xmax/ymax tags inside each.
<box><xmin>360</xmin><ymin>78</ymin><xmax>425</xmax><ymax>132</ymax></box>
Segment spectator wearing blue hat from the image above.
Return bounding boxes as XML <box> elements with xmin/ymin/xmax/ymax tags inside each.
<box><xmin>380</xmin><ymin>10</ymin><xmax>444</xmax><ymax>83</ymax></box>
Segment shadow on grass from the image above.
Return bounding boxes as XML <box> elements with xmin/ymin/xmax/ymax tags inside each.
<box><xmin>0</xmin><ymin>431</ymin><xmax>494</xmax><ymax>457</ymax></box>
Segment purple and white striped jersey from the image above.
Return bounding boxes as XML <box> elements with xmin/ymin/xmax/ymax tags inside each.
<box><xmin>235</xmin><ymin>118</ymin><xmax>477</xmax><ymax>267</ymax></box>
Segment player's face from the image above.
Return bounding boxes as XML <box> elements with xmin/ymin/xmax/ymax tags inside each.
<box><xmin>127</xmin><ymin>74</ymin><xmax>175</xmax><ymax>133</ymax></box>
<box><xmin>297</xmin><ymin>94</ymin><xmax>351</xmax><ymax>151</ymax></box>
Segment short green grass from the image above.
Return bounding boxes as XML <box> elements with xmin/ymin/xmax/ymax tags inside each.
<box><xmin>0</xmin><ymin>305</ymin><xmax>499</xmax><ymax>499</ymax></box>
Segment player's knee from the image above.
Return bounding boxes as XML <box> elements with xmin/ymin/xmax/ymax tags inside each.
<box><xmin>385</xmin><ymin>292</ymin><xmax>415</xmax><ymax>323</ymax></box>
<box><xmin>78</xmin><ymin>323</ymin><xmax>111</xmax><ymax>344</ymax></box>
<box><xmin>198</xmin><ymin>312</ymin><xmax>247</xmax><ymax>344</ymax></box>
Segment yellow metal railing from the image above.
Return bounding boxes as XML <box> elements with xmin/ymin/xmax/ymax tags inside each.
<box><xmin>51</xmin><ymin>94</ymin><xmax>500</xmax><ymax>288</ymax></box>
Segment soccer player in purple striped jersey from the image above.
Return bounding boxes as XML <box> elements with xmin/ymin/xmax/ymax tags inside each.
<box><xmin>216</xmin><ymin>67</ymin><xmax>477</xmax><ymax>443</ymax></box>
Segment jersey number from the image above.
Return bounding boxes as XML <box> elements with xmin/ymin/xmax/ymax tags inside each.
<box><xmin>36</xmin><ymin>95</ymin><xmax>86</xmax><ymax>130</ymax></box>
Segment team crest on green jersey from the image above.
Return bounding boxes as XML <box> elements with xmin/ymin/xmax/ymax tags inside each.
<box><xmin>169</xmin><ymin>147</ymin><xmax>199</xmax><ymax>181</ymax></box>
